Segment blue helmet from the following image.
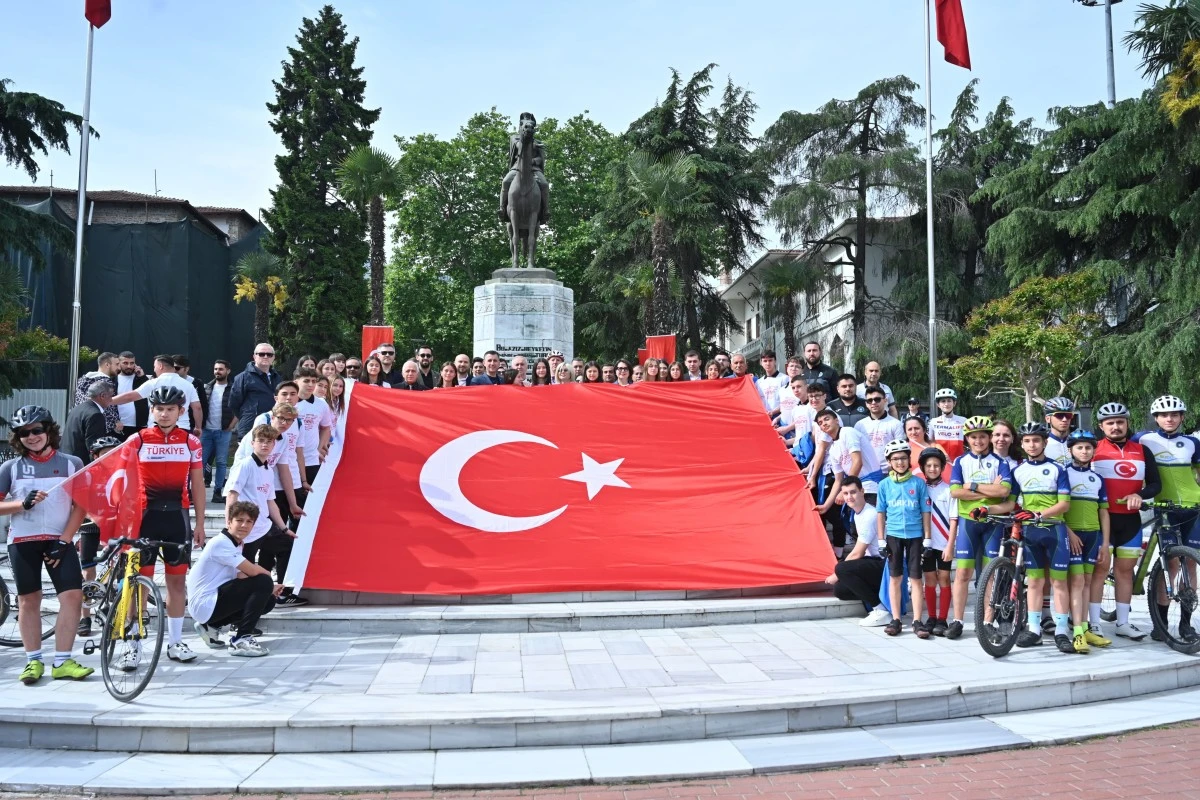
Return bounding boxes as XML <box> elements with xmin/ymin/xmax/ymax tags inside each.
<box><xmin>1068</xmin><ymin>429</ymin><xmax>1097</xmax><ymax>445</ymax></box>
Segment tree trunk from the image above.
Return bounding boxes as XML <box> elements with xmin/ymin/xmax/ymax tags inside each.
<box><xmin>680</xmin><ymin>243</ymin><xmax>702</xmax><ymax>353</ymax></box>
<box><xmin>782</xmin><ymin>299</ymin><xmax>797</xmax><ymax>359</ymax></box>
<box><xmin>369</xmin><ymin>194</ymin><xmax>385</xmax><ymax>324</ymax></box>
<box><xmin>853</xmin><ymin>110</ymin><xmax>871</xmax><ymax>357</ymax></box>
<box><xmin>255</xmin><ymin>293</ymin><xmax>270</xmax><ymax>345</ymax></box>
<box><xmin>651</xmin><ymin>215</ymin><xmax>672</xmax><ymax>335</ymax></box>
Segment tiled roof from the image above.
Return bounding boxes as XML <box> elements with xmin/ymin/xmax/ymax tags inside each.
<box><xmin>0</xmin><ymin>186</ymin><xmax>189</xmax><ymax>204</ymax></box>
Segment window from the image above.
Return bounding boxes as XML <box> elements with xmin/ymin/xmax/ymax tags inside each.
<box><xmin>804</xmin><ymin>288</ymin><xmax>818</xmax><ymax>319</ymax></box>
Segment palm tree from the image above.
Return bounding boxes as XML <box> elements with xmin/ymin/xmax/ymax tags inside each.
<box><xmin>621</xmin><ymin>151</ymin><xmax>709</xmax><ymax>335</ymax></box>
<box><xmin>1125</xmin><ymin>0</ymin><xmax>1200</xmax><ymax>79</ymax></box>
<box><xmin>752</xmin><ymin>257</ymin><xmax>834</xmax><ymax>359</ymax></box>
<box><xmin>336</xmin><ymin>145</ymin><xmax>402</xmax><ymax>324</ymax></box>
<box><xmin>233</xmin><ymin>250</ymin><xmax>288</xmax><ymax>344</ymax></box>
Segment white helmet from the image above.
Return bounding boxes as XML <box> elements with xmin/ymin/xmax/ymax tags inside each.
<box><xmin>1151</xmin><ymin>395</ymin><xmax>1187</xmax><ymax>415</ymax></box>
<box><xmin>884</xmin><ymin>438</ymin><xmax>911</xmax><ymax>458</ymax></box>
<box><xmin>935</xmin><ymin>388</ymin><xmax>957</xmax><ymax>401</ymax></box>
<box><xmin>1095</xmin><ymin>402</ymin><xmax>1129</xmax><ymax>421</ymax></box>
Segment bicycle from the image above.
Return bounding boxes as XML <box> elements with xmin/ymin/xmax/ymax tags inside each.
<box><xmin>80</xmin><ymin>537</ymin><xmax>177</xmax><ymax>702</ymax></box>
<box><xmin>0</xmin><ymin>551</ymin><xmax>58</xmax><ymax>647</ymax></box>
<box><xmin>1141</xmin><ymin>500</ymin><xmax>1200</xmax><ymax>654</ymax></box>
<box><xmin>973</xmin><ymin>510</ymin><xmax>1036</xmax><ymax>658</ymax></box>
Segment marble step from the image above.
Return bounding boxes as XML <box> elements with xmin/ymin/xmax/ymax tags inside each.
<box><xmin>258</xmin><ymin>594</ymin><xmax>861</xmax><ymax>634</ymax></box>
<box><xmin>6</xmin><ymin>685</ymin><xmax>1200</xmax><ymax>794</ymax></box>
<box><xmin>5</xmin><ymin>623</ymin><xmax>1197</xmax><ymax>755</ymax></box>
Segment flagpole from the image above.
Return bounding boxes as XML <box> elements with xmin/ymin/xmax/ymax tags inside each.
<box><xmin>923</xmin><ymin>0</ymin><xmax>938</xmax><ymax>410</ymax></box>
<box><xmin>67</xmin><ymin>23</ymin><xmax>95</xmax><ymax>410</ymax></box>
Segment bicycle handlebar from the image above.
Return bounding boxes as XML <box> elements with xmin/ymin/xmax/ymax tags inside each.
<box><xmin>1143</xmin><ymin>500</ymin><xmax>1200</xmax><ymax>511</ymax></box>
<box><xmin>83</xmin><ymin>536</ymin><xmax>184</xmax><ymax>569</ymax></box>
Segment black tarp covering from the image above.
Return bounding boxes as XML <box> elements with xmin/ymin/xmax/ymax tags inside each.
<box><xmin>8</xmin><ymin>198</ymin><xmax>258</xmax><ymax>388</ymax></box>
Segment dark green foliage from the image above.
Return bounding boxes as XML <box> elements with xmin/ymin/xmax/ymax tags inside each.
<box><xmin>263</xmin><ymin>5</ymin><xmax>379</xmax><ymax>359</ymax></box>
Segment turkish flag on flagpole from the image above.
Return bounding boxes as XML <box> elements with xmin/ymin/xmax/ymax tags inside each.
<box><xmin>84</xmin><ymin>0</ymin><xmax>111</xmax><ymax>28</ymax></box>
<box><xmin>289</xmin><ymin>379</ymin><xmax>833</xmax><ymax>595</ymax></box>
<box><xmin>56</xmin><ymin>438</ymin><xmax>142</xmax><ymax>543</ymax></box>
<box><xmin>936</xmin><ymin>0</ymin><xmax>971</xmax><ymax>69</ymax></box>
<box><xmin>645</xmin><ymin>334</ymin><xmax>677</xmax><ymax>363</ymax></box>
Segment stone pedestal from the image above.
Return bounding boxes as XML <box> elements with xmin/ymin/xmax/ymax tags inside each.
<box><xmin>473</xmin><ymin>268</ymin><xmax>574</xmax><ymax>362</ymax></box>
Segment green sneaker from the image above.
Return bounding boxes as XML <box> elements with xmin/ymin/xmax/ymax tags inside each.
<box><xmin>51</xmin><ymin>658</ymin><xmax>94</xmax><ymax>681</ymax></box>
<box><xmin>19</xmin><ymin>660</ymin><xmax>44</xmax><ymax>685</ymax></box>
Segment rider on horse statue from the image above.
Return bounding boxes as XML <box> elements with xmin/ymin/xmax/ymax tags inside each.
<box><xmin>498</xmin><ymin>112</ymin><xmax>549</xmax><ymax>225</ymax></box>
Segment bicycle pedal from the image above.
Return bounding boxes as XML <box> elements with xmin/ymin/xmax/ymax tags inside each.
<box><xmin>82</xmin><ymin>639</ymin><xmax>96</xmax><ymax>656</ymax></box>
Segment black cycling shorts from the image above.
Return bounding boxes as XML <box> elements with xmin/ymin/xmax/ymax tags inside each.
<box><xmin>138</xmin><ymin>508</ymin><xmax>192</xmax><ymax>573</ymax></box>
<box><xmin>77</xmin><ymin>521</ymin><xmax>101</xmax><ymax>567</ymax></box>
<box><xmin>1109</xmin><ymin>513</ymin><xmax>1142</xmax><ymax>552</ymax></box>
<box><xmin>921</xmin><ymin>546</ymin><xmax>952</xmax><ymax>574</ymax></box>
<box><xmin>886</xmin><ymin>536</ymin><xmax>924</xmax><ymax>578</ymax></box>
<box><xmin>7</xmin><ymin>539</ymin><xmax>83</xmax><ymax>596</ymax></box>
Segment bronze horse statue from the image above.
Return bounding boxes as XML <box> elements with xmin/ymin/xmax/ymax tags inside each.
<box><xmin>504</xmin><ymin>117</ymin><xmax>544</xmax><ymax>269</ymax></box>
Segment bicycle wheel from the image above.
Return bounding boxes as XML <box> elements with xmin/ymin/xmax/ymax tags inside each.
<box><xmin>0</xmin><ymin>553</ymin><xmax>57</xmax><ymax>647</ymax></box>
<box><xmin>1146</xmin><ymin>545</ymin><xmax>1200</xmax><ymax>655</ymax></box>
<box><xmin>975</xmin><ymin>556</ymin><xmax>1025</xmax><ymax>658</ymax></box>
<box><xmin>100</xmin><ymin>576</ymin><xmax>166</xmax><ymax>702</ymax></box>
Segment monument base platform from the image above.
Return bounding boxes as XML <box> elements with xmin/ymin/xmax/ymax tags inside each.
<box><xmin>473</xmin><ymin>267</ymin><xmax>574</xmax><ymax>363</ymax></box>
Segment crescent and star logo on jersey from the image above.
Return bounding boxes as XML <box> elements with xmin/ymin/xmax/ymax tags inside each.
<box><xmin>1114</xmin><ymin>461</ymin><xmax>1138</xmax><ymax>478</ymax></box>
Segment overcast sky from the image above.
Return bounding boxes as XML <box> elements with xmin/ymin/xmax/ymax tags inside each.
<box><xmin>2</xmin><ymin>0</ymin><xmax>1152</xmax><ymax>218</ymax></box>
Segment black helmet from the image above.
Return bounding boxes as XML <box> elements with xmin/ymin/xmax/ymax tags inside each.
<box><xmin>10</xmin><ymin>405</ymin><xmax>53</xmax><ymax>430</ymax></box>
<box><xmin>147</xmin><ymin>386</ymin><xmax>186</xmax><ymax>407</ymax></box>
<box><xmin>918</xmin><ymin>447</ymin><xmax>946</xmax><ymax>466</ymax></box>
<box><xmin>1017</xmin><ymin>421</ymin><xmax>1050</xmax><ymax>439</ymax></box>
<box><xmin>88</xmin><ymin>435</ymin><xmax>122</xmax><ymax>453</ymax></box>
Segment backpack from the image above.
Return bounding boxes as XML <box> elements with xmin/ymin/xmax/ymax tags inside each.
<box><xmin>791</xmin><ymin>431</ymin><xmax>815</xmax><ymax>469</ymax></box>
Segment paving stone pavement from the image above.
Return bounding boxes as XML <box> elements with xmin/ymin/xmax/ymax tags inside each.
<box><xmin>7</xmin><ymin>721</ymin><xmax>1197</xmax><ymax>800</ymax></box>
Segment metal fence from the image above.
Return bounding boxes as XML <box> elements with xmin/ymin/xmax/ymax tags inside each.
<box><xmin>0</xmin><ymin>388</ymin><xmax>68</xmax><ymax>432</ymax></box>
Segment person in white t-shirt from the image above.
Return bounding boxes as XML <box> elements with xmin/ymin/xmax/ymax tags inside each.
<box><xmin>110</xmin><ymin>354</ymin><xmax>202</xmax><ymax>431</ymax></box>
<box><xmin>756</xmin><ymin>350</ymin><xmax>790</xmax><ymax>415</ymax></box>
<box><xmin>293</xmin><ymin>369</ymin><xmax>334</xmax><ymax>485</ymax></box>
<box><xmin>826</xmin><ymin>477</ymin><xmax>889</xmax><ymax>626</ymax></box>
<box><xmin>188</xmin><ymin>500</ymin><xmax>284</xmax><ymax>657</ymax></box>
<box><xmin>224</xmin><ymin>424</ymin><xmax>288</xmax><ymax>556</ymax></box>
<box><xmin>918</xmin><ymin>447</ymin><xmax>957</xmax><ymax>637</ymax></box>
<box><xmin>855</xmin><ymin>361</ymin><xmax>897</xmax><ymax>417</ymax></box>
<box><xmin>854</xmin><ymin>386</ymin><xmax>905</xmax><ymax>486</ymax></box>
<box><xmin>818</xmin><ymin>407</ymin><xmax>882</xmax><ymax>501</ymax></box>
<box><xmin>777</xmin><ymin>375</ymin><xmax>810</xmax><ymax>446</ymax></box>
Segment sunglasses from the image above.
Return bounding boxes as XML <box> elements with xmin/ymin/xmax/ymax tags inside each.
<box><xmin>1051</xmin><ymin>412</ymin><xmax>1074</xmax><ymax>420</ymax></box>
<box><xmin>865</xmin><ymin>397</ymin><xmax>885</xmax><ymax>403</ymax></box>
<box><xmin>255</xmin><ymin>352</ymin><xmax>275</xmax><ymax>358</ymax></box>
<box><xmin>379</xmin><ymin>351</ymin><xmax>395</xmax><ymax>357</ymax></box>
<box><xmin>18</xmin><ymin>427</ymin><xmax>46</xmax><ymax>438</ymax></box>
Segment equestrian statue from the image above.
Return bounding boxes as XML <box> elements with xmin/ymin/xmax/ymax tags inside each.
<box><xmin>498</xmin><ymin>111</ymin><xmax>550</xmax><ymax>269</ymax></box>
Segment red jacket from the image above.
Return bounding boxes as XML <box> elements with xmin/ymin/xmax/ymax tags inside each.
<box><xmin>1093</xmin><ymin>438</ymin><xmax>1161</xmax><ymax>515</ymax></box>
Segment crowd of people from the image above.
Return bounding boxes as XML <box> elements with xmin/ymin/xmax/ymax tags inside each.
<box><xmin>1</xmin><ymin>336</ymin><xmax>1197</xmax><ymax>684</ymax></box>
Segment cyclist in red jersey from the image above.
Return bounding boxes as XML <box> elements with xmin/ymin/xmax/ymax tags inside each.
<box><xmin>1092</xmin><ymin>402</ymin><xmax>1161</xmax><ymax>641</ymax></box>
<box><xmin>127</xmin><ymin>385</ymin><xmax>205</xmax><ymax>666</ymax></box>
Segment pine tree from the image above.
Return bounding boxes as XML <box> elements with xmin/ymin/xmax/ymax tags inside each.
<box><xmin>263</xmin><ymin>5</ymin><xmax>379</xmax><ymax>358</ymax></box>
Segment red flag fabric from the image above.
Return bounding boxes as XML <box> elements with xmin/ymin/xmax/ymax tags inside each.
<box><xmin>637</xmin><ymin>348</ymin><xmax>649</xmax><ymax>365</ymax></box>
<box><xmin>361</xmin><ymin>325</ymin><xmax>395</xmax><ymax>363</ymax></box>
<box><xmin>645</xmin><ymin>334</ymin><xmax>677</xmax><ymax>364</ymax></box>
<box><xmin>290</xmin><ymin>378</ymin><xmax>833</xmax><ymax>594</ymax></box>
<box><xmin>936</xmin><ymin>0</ymin><xmax>971</xmax><ymax>70</ymax></box>
<box><xmin>58</xmin><ymin>438</ymin><xmax>141</xmax><ymax>543</ymax></box>
<box><xmin>84</xmin><ymin>0</ymin><xmax>111</xmax><ymax>28</ymax></box>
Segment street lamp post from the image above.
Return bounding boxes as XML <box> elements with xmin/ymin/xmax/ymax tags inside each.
<box><xmin>1075</xmin><ymin>0</ymin><xmax>1123</xmax><ymax>107</ymax></box>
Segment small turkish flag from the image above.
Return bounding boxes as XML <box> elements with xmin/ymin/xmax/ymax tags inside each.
<box><xmin>936</xmin><ymin>0</ymin><xmax>971</xmax><ymax>70</ymax></box>
<box><xmin>289</xmin><ymin>378</ymin><xmax>833</xmax><ymax>594</ymax></box>
<box><xmin>58</xmin><ymin>438</ymin><xmax>141</xmax><ymax>543</ymax></box>
<box><xmin>85</xmin><ymin>0</ymin><xmax>111</xmax><ymax>28</ymax></box>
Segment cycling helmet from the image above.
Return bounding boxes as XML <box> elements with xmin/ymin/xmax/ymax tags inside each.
<box><xmin>963</xmin><ymin>415</ymin><xmax>993</xmax><ymax>435</ymax></box>
<box><xmin>1151</xmin><ymin>395</ymin><xmax>1187</xmax><ymax>415</ymax></box>
<box><xmin>934</xmin><ymin>388</ymin><xmax>958</xmax><ymax>401</ymax></box>
<box><xmin>147</xmin><ymin>386</ymin><xmax>186</xmax><ymax>407</ymax></box>
<box><xmin>1095</xmin><ymin>402</ymin><xmax>1129</xmax><ymax>421</ymax></box>
<box><xmin>1067</xmin><ymin>429</ymin><xmax>1097</xmax><ymax>445</ymax></box>
<box><xmin>883</xmin><ymin>438</ymin><xmax>911</xmax><ymax>458</ymax></box>
<box><xmin>88</xmin><ymin>435</ymin><xmax>122</xmax><ymax>452</ymax></box>
<box><xmin>1017</xmin><ymin>421</ymin><xmax>1050</xmax><ymax>438</ymax></box>
<box><xmin>9</xmin><ymin>405</ymin><xmax>53</xmax><ymax>430</ymax></box>
<box><xmin>918</xmin><ymin>447</ymin><xmax>946</xmax><ymax>465</ymax></box>
<box><xmin>1043</xmin><ymin>396</ymin><xmax>1076</xmax><ymax>414</ymax></box>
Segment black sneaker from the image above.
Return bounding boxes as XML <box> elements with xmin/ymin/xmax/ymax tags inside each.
<box><xmin>885</xmin><ymin>618</ymin><xmax>902</xmax><ymax>636</ymax></box>
<box><xmin>1151</xmin><ymin>626</ymin><xmax>1166</xmax><ymax>642</ymax></box>
<box><xmin>276</xmin><ymin>594</ymin><xmax>309</xmax><ymax>608</ymax></box>
<box><xmin>77</xmin><ymin>617</ymin><xmax>92</xmax><ymax>637</ymax></box>
<box><xmin>1017</xmin><ymin>629</ymin><xmax>1043</xmax><ymax>648</ymax></box>
<box><xmin>931</xmin><ymin>618</ymin><xmax>948</xmax><ymax>637</ymax></box>
<box><xmin>1040</xmin><ymin>616</ymin><xmax>1056</xmax><ymax>634</ymax></box>
<box><xmin>211</xmin><ymin>492</ymin><xmax>224</xmax><ymax>504</ymax></box>
<box><xmin>914</xmin><ymin>620</ymin><xmax>930</xmax><ymax>640</ymax></box>
<box><xmin>1181</xmin><ymin>619</ymin><xmax>1197</xmax><ymax>640</ymax></box>
<box><xmin>1054</xmin><ymin>633</ymin><xmax>1076</xmax><ymax>654</ymax></box>
<box><xmin>946</xmin><ymin>620</ymin><xmax>964</xmax><ymax>640</ymax></box>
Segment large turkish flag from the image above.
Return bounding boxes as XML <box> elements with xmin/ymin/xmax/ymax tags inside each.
<box><xmin>289</xmin><ymin>378</ymin><xmax>833</xmax><ymax>594</ymax></box>
<box><xmin>58</xmin><ymin>438</ymin><xmax>142</xmax><ymax>544</ymax></box>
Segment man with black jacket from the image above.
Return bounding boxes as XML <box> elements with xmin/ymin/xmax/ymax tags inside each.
<box><xmin>203</xmin><ymin>360</ymin><xmax>238</xmax><ymax>502</ymax></box>
<box><xmin>229</xmin><ymin>344</ymin><xmax>282</xmax><ymax>439</ymax></box>
<box><xmin>63</xmin><ymin>382</ymin><xmax>113</xmax><ymax>463</ymax></box>
<box><xmin>800</xmin><ymin>342</ymin><xmax>838</xmax><ymax>390</ymax></box>
<box><xmin>74</xmin><ymin>352</ymin><xmax>121</xmax><ymax>434</ymax></box>
<box><xmin>114</xmin><ymin>351</ymin><xmax>149</xmax><ymax>436</ymax></box>
<box><xmin>468</xmin><ymin>351</ymin><xmax>504</xmax><ymax>386</ymax></box>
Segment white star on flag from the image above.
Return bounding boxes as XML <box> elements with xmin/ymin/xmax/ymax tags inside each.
<box><xmin>560</xmin><ymin>453</ymin><xmax>630</xmax><ymax>500</ymax></box>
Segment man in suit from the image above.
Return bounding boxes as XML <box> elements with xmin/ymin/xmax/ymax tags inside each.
<box><xmin>63</xmin><ymin>381</ymin><xmax>114</xmax><ymax>464</ymax></box>
<box><xmin>467</xmin><ymin>351</ymin><xmax>504</xmax><ymax>386</ymax></box>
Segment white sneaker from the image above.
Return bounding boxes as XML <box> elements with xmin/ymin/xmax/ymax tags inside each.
<box><xmin>860</xmin><ymin>607</ymin><xmax>893</xmax><ymax>627</ymax></box>
<box><xmin>192</xmin><ymin>621</ymin><xmax>226</xmax><ymax>650</ymax></box>
<box><xmin>229</xmin><ymin>636</ymin><xmax>269</xmax><ymax>658</ymax></box>
<box><xmin>1114</xmin><ymin>622</ymin><xmax>1147</xmax><ymax>641</ymax></box>
<box><xmin>116</xmin><ymin>645</ymin><xmax>141</xmax><ymax>672</ymax></box>
<box><xmin>167</xmin><ymin>641</ymin><xmax>198</xmax><ymax>662</ymax></box>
